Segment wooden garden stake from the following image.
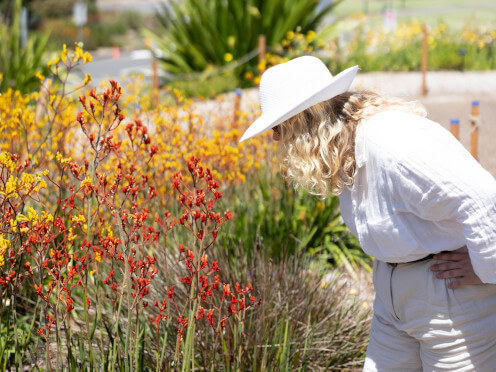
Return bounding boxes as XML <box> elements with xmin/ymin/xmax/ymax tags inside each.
<box><xmin>233</xmin><ymin>88</ymin><xmax>242</xmax><ymax>126</ymax></box>
<box><xmin>258</xmin><ymin>35</ymin><xmax>266</xmax><ymax>63</ymax></box>
<box><xmin>450</xmin><ymin>119</ymin><xmax>459</xmax><ymax>140</ymax></box>
<box><xmin>35</xmin><ymin>78</ymin><xmax>50</xmax><ymax>124</ymax></box>
<box><xmin>470</xmin><ymin>101</ymin><xmax>480</xmax><ymax>160</ymax></box>
<box><xmin>151</xmin><ymin>59</ymin><xmax>159</xmax><ymax>108</ymax></box>
<box><xmin>421</xmin><ymin>25</ymin><xmax>428</xmax><ymax>96</ymax></box>
<box><xmin>145</xmin><ymin>37</ymin><xmax>159</xmax><ymax>108</ymax></box>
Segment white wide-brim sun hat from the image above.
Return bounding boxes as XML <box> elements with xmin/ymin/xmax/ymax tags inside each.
<box><xmin>239</xmin><ymin>56</ymin><xmax>359</xmax><ymax>143</ymax></box>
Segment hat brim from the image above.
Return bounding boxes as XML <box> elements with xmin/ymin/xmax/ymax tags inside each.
<box><xmin>239</xmin><ymin>65</ymin><xmax>359</xmax><ymax>143</ymax></box>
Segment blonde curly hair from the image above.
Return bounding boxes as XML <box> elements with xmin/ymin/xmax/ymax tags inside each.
<box><xmin>275</xmin><ymin>90</ymin><xmax>426</xmax><ymax>198</ymax></box>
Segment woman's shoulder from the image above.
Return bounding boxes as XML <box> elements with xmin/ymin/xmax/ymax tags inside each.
<box><xmin>362</xmin><ymin>108</ymin><xmax>432</xmax><ymax>135</ymax></box>
<box><xmin>360</xmin><ymin>108</ymin><xmax>448</xmax><ymax>158</ymax></box>
<box><xmin>359</xmin><ymin>108</ymin><xmax>479</xmax><ymax>176</ymax></box>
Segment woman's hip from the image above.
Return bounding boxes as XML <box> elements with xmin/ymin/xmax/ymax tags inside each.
<box><xmin>372</xmin><ymin>253</ymin><xmax>496</xmax><ymax>337</ymax></box>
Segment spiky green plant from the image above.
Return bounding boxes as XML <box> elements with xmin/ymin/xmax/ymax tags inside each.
<box><xmin>0</xmin><ymin>0</ymin><xmax>49</xmax><ymax>93</ymax></box>
<box><xmin>143</xmin><ymin>0</ymin><xmax>342</xmax><ymax>78</ymax></box>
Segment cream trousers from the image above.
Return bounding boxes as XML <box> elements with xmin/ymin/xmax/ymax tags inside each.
<box><xmin>364</xmin><ymin>251</ymin><xmax>496</xmax><ymax>371</ymax></box>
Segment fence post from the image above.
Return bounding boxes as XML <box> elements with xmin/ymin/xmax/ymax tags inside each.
<box><xmin>421</xmin><ymin>25</ymin><xmax>428</xmax><ymax>96</ymax></box>
<box><xmin>258</xmin><ymin>35</ymin><xmax>266</xmax><ymax>63</ymax></box>
<box><xmin>450</xmin><ymin>119</ymin><xmax>459</xmax><ymax>140</ymax></box>
<box><xmin>35</xmin><ymin>78</ymin><xmax>50</xmax><ymax>124</ymax></box>
<box><xmin>233</xmin><ymin>88</ymin><xmax>242</xmax><ymax>126</ymax></box>
<box><xmin>145</xmin><ymin>37</ymin><xmax>159</xmax><ymax>108</ymax></box>
<box><xmin>470</xmin><ymin>100</ymin><xmax>480</xmax><ymax>160</ymax></box>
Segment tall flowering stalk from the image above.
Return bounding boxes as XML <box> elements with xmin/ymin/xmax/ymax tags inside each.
<box><xmin>155</xmin><ymin>157</ymin><xmax>260</xmax><ymax>368</ymax></box>
<box><xmin>77</xmin><ymin>74</ymin><xmax>125</xmax><ymax>367</ymax></box>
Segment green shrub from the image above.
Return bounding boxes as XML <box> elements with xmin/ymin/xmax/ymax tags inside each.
<box><xmin>221</xmin><ymin>167</ymin><xmax>372</xmax><ymax>276</ymax></box>
<box><xmin>0</xmin><ymin>0</ymin><xmax>49</xmax><ymax>93</ymax></box>
<box><xmin>28</xmin><ymin>0</ymin><xmax>73</xmax><ymax>18</ymax></box>
<box><xmin>118</xmin><ymin>9</ymin><xmax>144</xmax><ymax>32</ymax></box>
<box><xmin>28</xmin><ymin>0</ymin><xmax>98</xmax><ymax>18</ymax></box>
<box><xmin>168</xmin><ymin>69</ymin><xmax>239</xmax><ymax>99</ymax></box>
<box><xmin>143</xmin><ymin>0</ymin><xmax>342</xmax><ymax>80</ymax></box>
<box><xmin>329</xmin><ymin>22</ymin><xmax>496</xmax><ymax>72</ymax></box>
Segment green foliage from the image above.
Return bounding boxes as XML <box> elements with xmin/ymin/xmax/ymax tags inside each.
<box><xmin>41</xmin><ymin>13</ymin><xmax>135</xmax><ymax>52</ymax></box>
<box><xmin>168</xmin><ymin>69</ymin><xmax>239</xmax><ymax>99</ymax></box>
<box><xmin>222</xmin><ymin>167</ymin><xmax>371</xmax><ymax>275</ymax></box>
<box><xmin>0</xmin><ymin>0</ymin><xmax>49</xmax><ymax>93</ymax></box>
<box><xmin>327</xmin><ymin>23</ymin><xmax>496</xmax><ymax>72</ymax></box>
<box><xmin>0</xmin><ymin>297</ymin><xmax>39</xmax><ymax>370</ymax></box>
<box><xmin>144</xmin><ymin>0</ymin><xmax>342</xmax><ymax>78</ymax></box>
<box><xmin>86</xmin><ymin>20</ymin><xmax>128</xmax><ymax>48</ymax></box>
<box><xmin>428</xmin><ymin>41</ymin><xmax>496</xmax><ymax>71</ymax></box>
<box><xmin>28</xmin><ymin>0</ymin><xmax>98</xmax><ymax>18</ymax></box>
<box><xmin>118</xmin><ymin>10</ymin><xmax>144</xmax><ymax>32</ymax></box>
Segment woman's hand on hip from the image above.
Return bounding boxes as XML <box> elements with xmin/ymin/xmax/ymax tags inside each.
<box><xmin>430</xmin><ymin>251</ymin><xmax>483</xmax><ymax>289</ymax></box>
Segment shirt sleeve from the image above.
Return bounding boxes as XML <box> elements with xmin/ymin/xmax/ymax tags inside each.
<box><xmin>389</xmin><ymin>126</ymin><xmax>496</xmax><ymax>284</ymax></box>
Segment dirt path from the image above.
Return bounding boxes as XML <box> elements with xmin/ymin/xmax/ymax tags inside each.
<box><xmin>352</xmin><ymin>71</ymin><xmax>496</xmax><ymax>176</ymax></box>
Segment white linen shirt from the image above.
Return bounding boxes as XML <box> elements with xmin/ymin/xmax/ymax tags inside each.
<box><xmin>338</xmin><ymin>109</ymin><xmax>496</xmax><ymax>283</ymax></box>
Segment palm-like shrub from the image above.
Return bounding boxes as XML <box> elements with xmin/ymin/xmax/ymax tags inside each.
<box><xmin>143</xmin><ymin>0</ymin><xmax>341</xmax><ymax>77</ymax></box>
<box><xmin>0</xmin><ymin>0</ymin><xmax>49</xmax><ymax>93</ymax></box>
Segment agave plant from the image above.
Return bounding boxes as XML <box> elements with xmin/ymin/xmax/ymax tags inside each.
<box><xmin>0</xmin><ymin>0</ymin><xmax>49</xmax><ymax>93</ymax></box>
<box><xmin>143</xmin><ymin>0</ymin><xmax>342</xmax><ymax>78</ymax></box>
